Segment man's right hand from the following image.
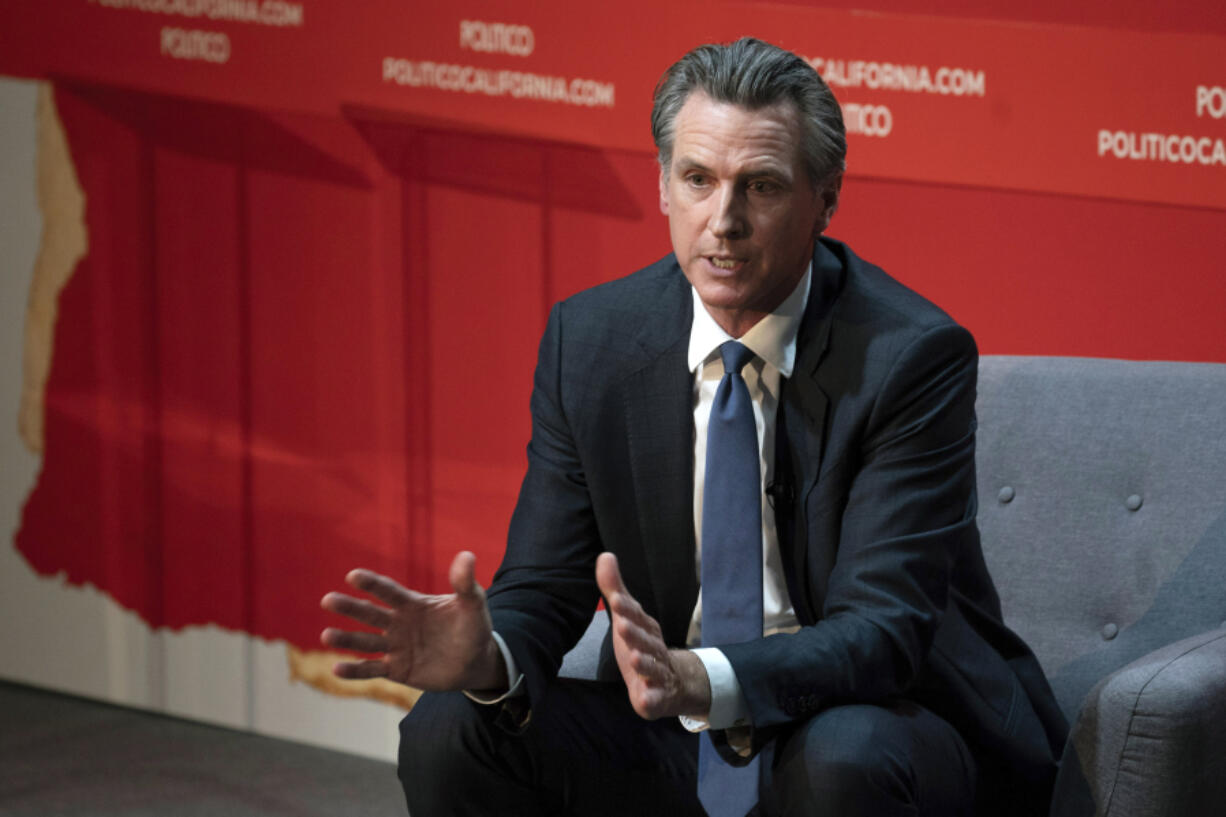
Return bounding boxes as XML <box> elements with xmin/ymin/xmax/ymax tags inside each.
<box><xmin>320</xmin><ymin>550</ymin><xmax>507</xmax><ymax>692</ymax></box>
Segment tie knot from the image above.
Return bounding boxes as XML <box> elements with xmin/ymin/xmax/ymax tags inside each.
<box><xmin>719</xmin><ymin>341</ymin><xmax>754</xmax><ymax>377</ymax></box>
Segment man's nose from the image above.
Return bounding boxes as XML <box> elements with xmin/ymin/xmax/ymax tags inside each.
<box><xmin>708</xmin><ymin>186</ymin><xmax>748</xmax><ymax>239</ymax></box>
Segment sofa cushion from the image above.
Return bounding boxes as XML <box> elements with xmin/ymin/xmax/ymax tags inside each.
<box><xmin>975</xmin><ymin>356</ymin><xmax>1226</xmax><ymax>717</ymax></box>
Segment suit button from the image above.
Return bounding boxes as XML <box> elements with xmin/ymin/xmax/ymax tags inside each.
<box><xmin>998</xmin><ymin>486</ymin><xmax>1015</xmax><ymax>504</ymax></box>
<box><xmin>1125</xmin><ymin>494</ymin><xmax>1143</xmax><ymax>511</ymax></box>
<box><xmin>1101</xmin><ymin>623</ymin><xmax>1119</xmax><ymax>640</ymax></box>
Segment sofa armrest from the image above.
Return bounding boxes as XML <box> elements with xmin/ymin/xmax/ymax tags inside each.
<box><xmin>1049</xmin><ymin>627</ymin><xmax>1226</xmax><ymax>817</ymax></box>
<box><xmin>557</xmin><ymin>612</ymin><xmax>608</xmax><ymax>680</ymax></box>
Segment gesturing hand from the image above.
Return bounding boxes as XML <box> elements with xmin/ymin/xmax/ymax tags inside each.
<box><xmin>320</xmin><ymin>551</ymin><xmax>506</xmax><ymax>692</ymax></box>
<box><xmin>595</xmin><ymin>552</ymin><xmax>711</xmax><ymax>720</ymax></box>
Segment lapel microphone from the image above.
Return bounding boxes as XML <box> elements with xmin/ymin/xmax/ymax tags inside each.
<box><xmin>766</xmin><ymin>478</ymin><xmax>793</xmax><ymax>509</ymax></box>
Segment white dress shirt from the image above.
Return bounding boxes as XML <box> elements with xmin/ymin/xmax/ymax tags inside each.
<box><xmin>681</xmin><ymin>266</ymin><xmax>809</xmax><ymax>732</ymax></box>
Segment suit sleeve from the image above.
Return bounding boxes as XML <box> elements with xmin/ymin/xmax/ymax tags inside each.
<box><xmin>721</xmin><ymin>321</ymin><xmax>980</xmax><ymax>735</ymax></box>
<box><xmin>485</xmin><ymin>301</ymin><xmax>604</xmax><ymax>712</ymax></box>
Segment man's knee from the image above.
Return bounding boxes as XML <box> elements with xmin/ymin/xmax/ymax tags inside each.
<box><xmin>398</xmin><ymin>692</ymin><xmax>495</xmax><ymax>794</ymax></box>
<box><xmin>398</xmin><ymin>683</ymin><xmax>703</xmax><ymax>817</ymax></box>
<box><xmin>763</xmin><ymin>702</ymin><xmax>973</xmax><ymax>817</ymax></box>
<box><xmin>789</xmin><ymin>705</ymin><xmax>911</xmax><ymax>806</ymax></box>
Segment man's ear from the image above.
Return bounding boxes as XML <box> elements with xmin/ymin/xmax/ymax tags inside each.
<box><xmin>815</xmin><ymin>171</ymin><xmax>843</xmax><ymax>234</ymax></box>
<box><xmin>658</xmin><ymin>164</ymin><xmax>670</xmax><ymax>216</ymax></box>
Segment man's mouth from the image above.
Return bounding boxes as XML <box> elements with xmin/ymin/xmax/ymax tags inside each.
<box><xmin>708</xmin><ymin>256</ymin><xmax>742</xmax><ymax>270</ymax></box>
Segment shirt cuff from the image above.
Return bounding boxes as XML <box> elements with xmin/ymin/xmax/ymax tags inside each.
<box><xmin>462</xmin><ymin>631</ymin><xmax>525</xmax><ymax>704</ymax></box>
<box><xmin>678</xmin><ymin>647</ymin><xmax>751</xmax><ymax>732</ymax></box>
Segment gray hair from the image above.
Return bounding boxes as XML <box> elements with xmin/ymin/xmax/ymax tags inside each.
<box><xmin>651</xmin><ymin>38</ymin><xmax>846</xmax><ymax>187</ymax></box>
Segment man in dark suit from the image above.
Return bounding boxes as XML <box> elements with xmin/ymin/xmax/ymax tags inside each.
<box><xmin>322</xmin><ymin>38</ymin><xmax>1066</xmax><ymax>816</ymax></box>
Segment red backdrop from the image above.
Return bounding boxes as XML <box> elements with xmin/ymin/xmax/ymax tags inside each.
<box><xmin>3</xmin><ymin>0</ymin><xmax>1224</xmax><ymax>650</ymax></box>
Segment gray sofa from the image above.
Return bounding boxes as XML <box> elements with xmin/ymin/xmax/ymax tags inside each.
<box><xmin>977</xmin><ymin>355</ymin><xmax>1226</xmax><ymax>816</ymax></box>
<box><xmin>560</xmin><ymin>355</ymin><xmax>1226</xmax><ymax>816</ymax></box>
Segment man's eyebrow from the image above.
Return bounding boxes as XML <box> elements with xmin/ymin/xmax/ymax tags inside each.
<box><xmin>672</xmin><ymin>158</ymin><xmax>791</xmax><ymax>181</ymax></box>
<box><xmin>741</xmin><ymin>165</ymin><xmax>790</xmax><ymax>180</ymax></box>
<box><xmin>672</xmin><ymin>157</ymin><xmax>711</xmax><ymax>174</ymax></box>
<box><xmin>728</xmin><ymin>164</ymin><xmax>794</xmax><ymax>188</ymax></box>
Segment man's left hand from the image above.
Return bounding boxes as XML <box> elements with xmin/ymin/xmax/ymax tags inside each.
<box><xmin>595</xmin><ymin>552</ymin><xmax>712</xmax><ymax>720</ymax></box>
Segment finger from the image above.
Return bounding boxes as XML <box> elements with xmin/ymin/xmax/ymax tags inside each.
<box><xmin>628</xmin><ymin>648</ymin><xmax>667</xmax><ymax>681</ymax></box>
<box><xmin>321</xmin><ymin>592</ymin><xmax>394</xmax><ymax>630</ymax></box>
<box><xmin>606</xmin><ymin>589</ymin><xmax>647</xmax><ymax>623</ymax></box>
<box><xmin>321</xmin><ymin>627</ymin><xmax>389</xmax><ymax>654</ymax></box>
<box><xmin>595</xmin><ymin>552</ymin><xmax>628</xmax><ymax>603</ymax></box>
<box><xmin>614</xmin><ymin>609</ymin><xmax>664</xmax><ymax>654</ymax></box>
<box><xmin>599</xmin><ymin>562</ymin><xmax>651</xmax><ymax>627</ymax></box>
<box><xmin>448</xmin><ymin>551</ymin><xmax>483</xmax><ymax>601</ymax></box>
<box><xmin>346</xmin><ymin>568</ymin><xmax>414</xmax><ymax>607</ymax></box>
<box><xmin>331</xmin><ymin>658</ymin><xmax>390</xmax><ymax>680</ymax></box>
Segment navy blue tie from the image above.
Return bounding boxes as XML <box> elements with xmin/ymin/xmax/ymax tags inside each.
<box><xmin>698</xmin><ymin>341</ymin><xmax>762</xmax><ymax>817</ymax></box>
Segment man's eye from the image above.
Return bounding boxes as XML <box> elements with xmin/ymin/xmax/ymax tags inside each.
<box><xmin>749</xmin><ymin>180</ymin><xmax>778</xmax><ymax>194</ymax></box>
<box><xmin>686</xmin><ymin>174</ymin><xmax>708</xmax><ymax>186</ymax></box>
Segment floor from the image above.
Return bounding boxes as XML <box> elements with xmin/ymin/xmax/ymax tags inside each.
<box><xmin>0</xmin><ymin>681</ymin><xmax>406</xmax><ymax>816</ymax></box>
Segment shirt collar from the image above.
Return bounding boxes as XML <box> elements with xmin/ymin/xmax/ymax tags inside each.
<box><xmin>687</xmin><ymin>263</ymin><xmax>811</xmax><ymax>377</ymax></box>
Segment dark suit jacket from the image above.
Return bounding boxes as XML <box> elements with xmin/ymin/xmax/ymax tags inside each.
<box><xmin>486</xmin><ymin>238</ymin><xmax>1067</xmax><ymax>814</ymax></box>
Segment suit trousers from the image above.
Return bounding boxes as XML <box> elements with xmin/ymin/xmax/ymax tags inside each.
<box><xmin>397</xmin><ymin>679</ymin><xmax>976</xmax><ymax>817</ymax></box>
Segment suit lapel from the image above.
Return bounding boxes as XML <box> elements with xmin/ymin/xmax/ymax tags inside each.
<box><xmin>777</xmin><ymin>239</ymin><xmax>844</xmax><ymax>621</ymax></box>
<box><xmin>622</xmin><ymin>270</ymin><xmax>699</xmax><ymax>646</ymax></box>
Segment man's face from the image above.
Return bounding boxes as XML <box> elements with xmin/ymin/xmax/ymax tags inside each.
<box><xmin>659</xmin><ymin>92</ymin><xmax>837</xmax><ymax>337</ymax></box>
